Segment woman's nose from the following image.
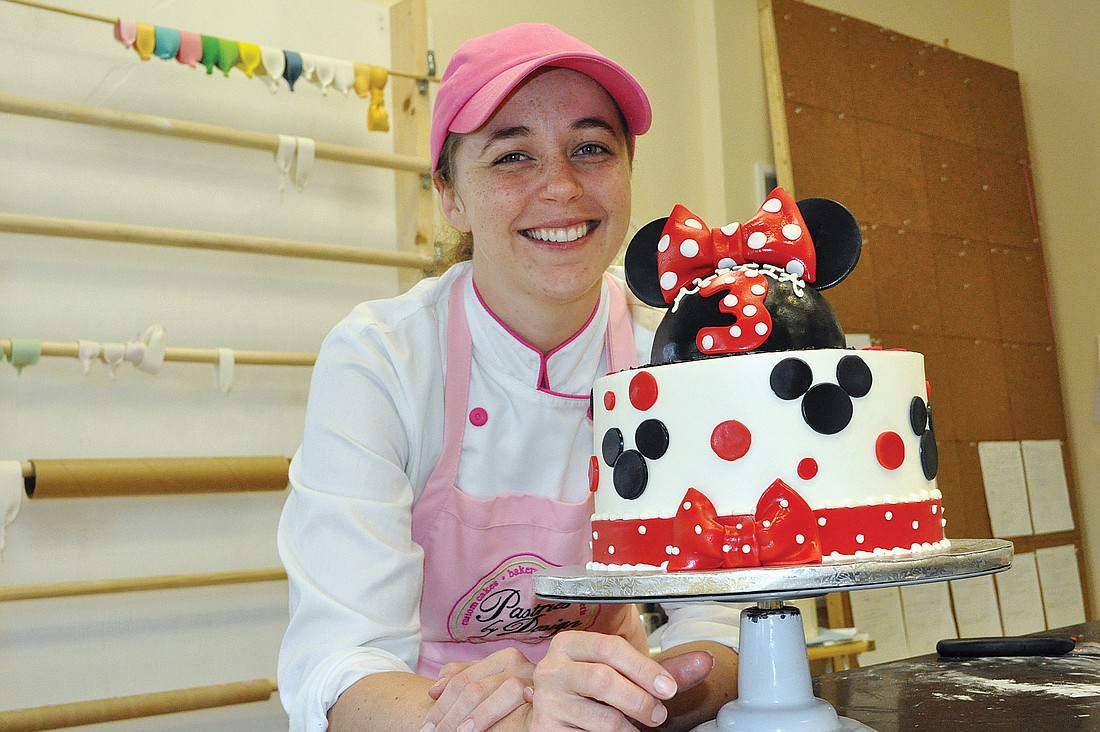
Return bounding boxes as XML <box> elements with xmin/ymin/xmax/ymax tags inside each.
<box><xmin>540</xmin><ymin>157</ymin><xmax>583</xmax><ymax>202</ymax></box>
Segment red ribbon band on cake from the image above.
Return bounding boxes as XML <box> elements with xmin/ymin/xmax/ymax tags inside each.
<box><xmin>591</xmin><ymin>481</ymin><xmax>945</xmax><ymax>570</ymax></box>
<box><xmin>656</xmin><ymin>187</ymin><xmax>817</xmax><ymax>305</ymax></box>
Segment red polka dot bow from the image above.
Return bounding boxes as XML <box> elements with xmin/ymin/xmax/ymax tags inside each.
<box><xmin>667</xmin><ymin>482</ymin><xmax>822</xmax><ymax>572</ymax></box>
<box><xmin>656</xmin><ymin>187</ymin><xmax>817</xmax><ymax>305</ymax></box>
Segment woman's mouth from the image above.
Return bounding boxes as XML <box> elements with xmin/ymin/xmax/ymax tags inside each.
<box><xmin>522</xmin><ymin>220</ymin><xmax>598</xmax><ymax>244</ymax></box>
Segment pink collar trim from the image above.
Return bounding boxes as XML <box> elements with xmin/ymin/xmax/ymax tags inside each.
<box><xmin>471</xmin><ymin>277</ymin><xmax>601</xmax><ymax>394</ymax></box>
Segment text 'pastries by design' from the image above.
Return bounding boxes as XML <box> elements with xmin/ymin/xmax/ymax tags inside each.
<box><xmin>589</xmin><ymin>188</ymin><xmax>947</xmax><ymax>572</ymax></box>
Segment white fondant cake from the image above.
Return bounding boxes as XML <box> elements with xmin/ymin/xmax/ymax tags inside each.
<box><xmin>588</xmin><ymin>347</ymin><xmax>947</xmax><ymax>571</ymax></box>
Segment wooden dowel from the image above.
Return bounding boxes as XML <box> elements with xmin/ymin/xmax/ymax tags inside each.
<box><xmin>0</xmin><ymin>567</ymin><xmax>287</xmax><ymax>603</ymax></box>
<box><xmin>22</xmin><ymin>456</ymin><xmax>291</xmax><ymax>498</ymax></box>
<box><xmin>2</xmin><ymin>338</ymin><xmax>316</xmax><ymax>367</ymax></box>
<box><xmin>0</xmin><ymin>0</ymin><xmax>435</xmax><ymax>82</ymax></box>
<box><xmin>0</xmin><ymin>93</ymin><xmax>431</xmax><ymax>174</ymax></box>
<box><xmin>1</xmin><ymin>0</ymin><xmax>114</xmax><ymax>24</ymax></box>
<box><xmin>0</xmin><ymin>212</ymin><xmax>436</xmax><ymax>271</ymax></box>
<box><xmin>0</xmin><ymin>677</ymin><xmax>278</xmax><ymax>731</ymax></box>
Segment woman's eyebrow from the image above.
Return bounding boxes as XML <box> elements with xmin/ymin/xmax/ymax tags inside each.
<box><xmin>481</xmin><ymin>125</ymin><xmax>531</xmax><ymax>154</ymax></box>
<box><xmin>573</xmin><ymin>116</ymin><xmax>618</xmax><ymax>135</ymax></box>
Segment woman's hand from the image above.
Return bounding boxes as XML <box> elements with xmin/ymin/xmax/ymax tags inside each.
<box><xmin>524</xmin><ymin>630</ymin><xmax>707</xmax><ymax>730</ymax></box>
<box><xmin>420</xmin><ymin>647</ymin><xmax>535</xmax><ymax>732</ymax></box>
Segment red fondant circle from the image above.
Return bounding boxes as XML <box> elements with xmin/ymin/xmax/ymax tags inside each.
<box><xmin>603</xmin><ymin>390</ymin><xmax>616</xmax><ymax>410</ymax></box>
<box><xmin>588</xmin><ymin>455</ymin><xmax>599</xmax><ymax>492</ymax></box>
<box><xmin>711</xmin><ymin>420</ymin><xmax>752</xmax><ymax>461</ymax></box>
<box><xmin>629</xmin><ymin>372</ymin><xmax>659</xmax><ymax>411</ymax></box>
<box><xmin>876</xmin><ymin>431</ymin><xmax>905</xmax><ymax>470</ymax></box>
<box><xmin>797</xmin><ymin>458</ymin><xmax>819</xmax><ymax>480</ymax></box>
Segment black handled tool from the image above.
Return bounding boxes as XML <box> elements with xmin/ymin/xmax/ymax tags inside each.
<box><xmin>937</xmin><ymin>636</ymin><xmax>1075</xmax><ymax>658</ymax></box>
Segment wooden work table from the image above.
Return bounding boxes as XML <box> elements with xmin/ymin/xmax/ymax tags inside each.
<box><xmin>813</xmin><ymin>622</ymin><xmax>1100</xmax><ymax>730</ymax></box>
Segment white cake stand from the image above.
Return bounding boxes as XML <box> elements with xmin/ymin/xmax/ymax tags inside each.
<box><xmin>533</xmin><ymin>538</ymin><xmax>1013</xmax><ymax>732</ymax></box>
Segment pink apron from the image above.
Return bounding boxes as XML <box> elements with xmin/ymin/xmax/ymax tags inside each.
<box><xmin>411</xmin><ymin>274</ymin><xmax>646</xmax><ymax>678</ymax></box>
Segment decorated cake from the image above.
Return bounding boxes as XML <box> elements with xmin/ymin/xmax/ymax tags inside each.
<box><xmin>588</xmin><ymin>188</ymin><xmax>947</xmax><ymax>572</ymax></box>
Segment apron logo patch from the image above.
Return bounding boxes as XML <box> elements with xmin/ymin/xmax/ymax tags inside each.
<box><xmin>448</xmin><ymin>553</ymin><xmax>599</xmax><ymax>643</ymax></box>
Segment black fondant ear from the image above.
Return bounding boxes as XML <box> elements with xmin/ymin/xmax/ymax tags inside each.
<box><xmin>624</xmin><ymin>216</ymin><xmax>671</xmax><ymax>308</ymax></box>
<box><xmin>797</xmin><ymin>198</ymin><xmax>862</xmax><ymax>290</ymax></box>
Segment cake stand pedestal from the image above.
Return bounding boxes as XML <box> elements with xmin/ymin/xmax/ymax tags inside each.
<box><xmin>533</xmin><ymin>539</ymin><xmax>1013</xmax><ymax>732</ymax></box>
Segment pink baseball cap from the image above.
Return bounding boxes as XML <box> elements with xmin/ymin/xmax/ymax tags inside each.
<box><xmin>431</xmin><ymin>23</ymin><xmax>651</xmax><ymax>171</ymax></box>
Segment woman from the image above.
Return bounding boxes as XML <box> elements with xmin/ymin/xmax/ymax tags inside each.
<box><xmin>278</xmin><ymin>23</ymin><xmax>739</xmax><ymax>732</ymax></box>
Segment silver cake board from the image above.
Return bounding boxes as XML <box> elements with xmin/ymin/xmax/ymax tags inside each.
<box><xmin>533</xmin><ymin>539</ymin><xmax>1013</xmax><ymax>732</ymax></box>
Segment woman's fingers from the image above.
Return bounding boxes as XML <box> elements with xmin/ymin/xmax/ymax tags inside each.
<box><xmin>531</xmin><ymin>631</ymin><xmax>678</xmax><ymax>728</ymax></box>
<box><xmin>422</xmin><ymin>648</ymin><xmax>534</xmax><ymax>731</ymax></box>
<box><xmin>657</xmin><ymin>649</ymin><xmax>715</xmax><ymax>693</ymax></box>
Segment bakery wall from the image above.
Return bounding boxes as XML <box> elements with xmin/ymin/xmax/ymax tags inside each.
<box><xmin>0</xmin><ymin>0</ymin><xmax>403</xmax><ymax>728</ymax></box>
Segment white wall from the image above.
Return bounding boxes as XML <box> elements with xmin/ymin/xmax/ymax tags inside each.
<box><xmin>1</xmin><ymin>1</ymin><xmax>403</xmax><ymax>728</ymax></box>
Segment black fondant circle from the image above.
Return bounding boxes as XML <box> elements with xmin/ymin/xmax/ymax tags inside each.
<box><xmin>602</xmin><ymin>428</ymin><xmax>624</xmax><ymax>467</ymax></box>
<box><xmin>920</xmin><ymin>430</ymin><xmax>939</xmax><ymax>480</ymax></box>
<box><xmin>612</xmin><ymin>450</ymin><xmax>648</xmax><ymax>500</ymax></box>
<box><xmin>635</xmin><ymin>419</ymin><xmax>670</xmax><ymax>460</ymax></box>
<box><xmin>837</xmin><ymin>355</ymin><xmax>872</xmax><ymax>398</ymax></box>
<box><xmin>801</xmin><ymin>383</ymin><xmax>854</xmax><ymax>434</ymax></box>
<box><xmin>910</xmin><ymin>397</ymin><xmax>929</xmax><ymax>437</ymax></box>
<box><xmin>770</xmin><ymin>358</ymin><xmax>813</xmax><ymax>401</ymax></box>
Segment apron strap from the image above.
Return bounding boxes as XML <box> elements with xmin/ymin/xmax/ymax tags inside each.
<box><xmin>428</xmin><ymin>273</ymin><xmax>637</xmax><ymax>490</ymax></box>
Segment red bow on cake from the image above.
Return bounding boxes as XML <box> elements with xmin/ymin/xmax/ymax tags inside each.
<box><xmin>655</xmin><ymin>187</ymin><xmax>817</xmax><ymax>305</ymax></box>
<box><xmin>667</xmin><ymin>481</ymin><xmax>822</xmax><ymax>572</ymax></box>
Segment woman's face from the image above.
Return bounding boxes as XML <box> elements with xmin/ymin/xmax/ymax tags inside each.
<box><xmin>438</xmin><ymin>68</ymin><xmax>633</xmax><ymax>319</ymax></box>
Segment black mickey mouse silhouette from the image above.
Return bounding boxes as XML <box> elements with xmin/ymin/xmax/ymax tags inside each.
<box><xmin>624</xmin><ymin>188</ymin><xmax>862</xmax><ymax>366</ymax></box>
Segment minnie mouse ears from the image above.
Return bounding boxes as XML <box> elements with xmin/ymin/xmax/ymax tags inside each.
<box><xmin>625</xmin><ymin>190</ymin><xmax>862</xmax><ymax>309</ymax></box>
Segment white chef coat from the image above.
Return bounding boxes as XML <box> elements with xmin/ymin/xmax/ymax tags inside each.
<box><xmin>277</xmin><ymin>261</ymin><xmax>740</xmax><ymax>731</ymax></box>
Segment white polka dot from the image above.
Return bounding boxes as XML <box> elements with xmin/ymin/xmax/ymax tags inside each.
<box><xmin>666</xmin><ymin>545</ymin><xmax>674</xmax><ymax>554</ymax></box>
<box><xmin>779</xmin><ymin>499</ymin><xmax>789</xmax><ymax>508</ymax></box>
<box><xmin>912</xmin><ymin>520</ymin><xmax>919</xmax><ymax>530</ymax></box>
<box><xmin>701</xmin><ymin>335</ymin><xmax>714</xmax><ymax>350</ymax></box>
<box><xmin>660</xmin><ymin>271</ymin><xmax>679</xmax><ymax>290</ymax></box>
<box><xmin>747</xmin><ymin>231</ymin><xmax>768</xmax><ymax>250</ymax></box>
<box><xmin>762</xmin><ymin>197</ymin><xmax>783</xmax><ymax>213</ymax></box>
<box><xmin>685</xmin><ymin>218</ymin><xmax>704</xmax><ymax>230</ymax></box>
<box><xmin>683</xmin><ymin>501</ymin><xmax>692</xmax><ymax>510</ymax></box>
<box><xmin>730</xmin><ymin>325</ymin><xmax>742</xmax><ymax>337</ymax></box>
<box><xmin>785</xmin><ymin>260</ymin><xmax>806</xmax><ymax>277</ymax></box>
<box><xmin>885</xmin><ymin>511</ymin><xmax>893</xmax><ymax>521</ymax></box>
<box><xmin>932</xmin><ymin>505</ymin><xmax>938</xmax><ymax>514</ymax></box>
<box><xmin>941</xmin><ymin>518</ymin><xmax>947</xmax><ymax>527</ymax></box>
<box><xmin>723</xmin><ymin>294</ymin><xmax>738</xmax><ymax>307</ymax></box>
<box><xmin>750</xmin><ymin>284</ymin><xmax>766</xmax><ymax>296</ymax></box>
<box><xmin>856</xmin><ymin>534</ymin><xmax>865</xmax><ymax>544</ymax></box>
<box><xmin>755</xmin><ymin>322</ymin><xmax>769</xmax><ymax>335</ymax></box>
<box><xmin>638</xmin><ymin>525</ymin><xmax>647</xmax><ymax>535</ymax></box>
<box><xmin>608</xmin><ymin>545</ymin><xmax>615</xmax><ymax>555</ymax></box>
<box><xmin>717</xmin><ymin>257</ymin><xmax>736</xmax><ymax>269</ymax></box>
<box><xmin>796</xmin><ymin>534</ymin><xmax>805</xmax><ymax>544</ymax></box>
<box><xmin>735</xmin><ymin>523</ymin><xmax>743</xmax><ymax>530</ymax></box>
<box><xmin>818</xmin><ymin>517</ymin><xmax>827</xmax><ymax>526</ymax></box>
<box><xmin>680</xmin><ymin>239</ymin><xmax>700</xmax><ymax>258</ymax></box>
<box><xmin>743</xmin><ymin>304</ymin><xmax>758</xmax><ymax>317</ymax></box>
<box><xmin>672</xmin><ymin>547</ymin><xmax>680</xmax><ymax>556</ymax></box>
<box><xmin>762</xmin><ymin>520</ymin><xmax>772</xmax><ymax>529</ymax></box>
<box><xmin>723</xmin><ymin>545</ymin><xmax>732</xmax><ymax>553</ymax></box>
<box><xmin>593</xmin><ymin>531</ymin><xmax>599</xmax><ymax>540</ymax></box>
<box><xmin>657</xmin><ymin>234</ymin><xmax>670</xmax><ymax>252</ymax></box>
<box><xmin>742</xmin><ymin>545</ymin><xmax>752</xmax><ymax>554</ymax></box>
<box><xmin>720</xmin><ymin>222</ymin><xmax>739</xmax><ymax>236</ymax></box>
<box><xmin>694</xmin><ymin>524</ymin><xmax>703</xmax><ymax>535</ymax></box>
<box><xmin>782</xmin><ymin>223</ymin><xmax>803</xmax><ymax>241</ymax></box>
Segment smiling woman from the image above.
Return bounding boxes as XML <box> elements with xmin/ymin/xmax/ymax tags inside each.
<box><xmin>276</xmin><ymin>22</ymin><xmax>741</xmax><ymax>732</ymax></box>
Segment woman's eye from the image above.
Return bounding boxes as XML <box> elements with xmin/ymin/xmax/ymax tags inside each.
<box><xmin>575</xmin><ymin>143</ymin><xmax>610</xmax><ymax>157</ymax></box>
<box><xmin>494</xmin><ymin>151</ymin><xmax>529</xmax><ymax>164</ymax></box>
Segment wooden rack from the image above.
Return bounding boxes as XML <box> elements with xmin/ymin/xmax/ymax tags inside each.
<box><xmin>0</xmin><ymin>567</ymin><xmax>286</xmax><ymax>603</ymax></box>
<box><xmin>0</xmin><ymin>93</ymin><xmax>431</xmax><ymax>175</ymax></box>
<box><xmin>2</xmin><ymin>337</ymin><xmax>316</xmax><ymax>367</ymax></box>
<box><xmin>0</xmin><ymin>678</ymin><xmax>279</xmax><ymax>732</ymax></box>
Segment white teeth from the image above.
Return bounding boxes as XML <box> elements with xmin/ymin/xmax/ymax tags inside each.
<box><xmin>525</xmin><ymin>222</ymin><xmax>591</xmax><ymax>243</ymax></box>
